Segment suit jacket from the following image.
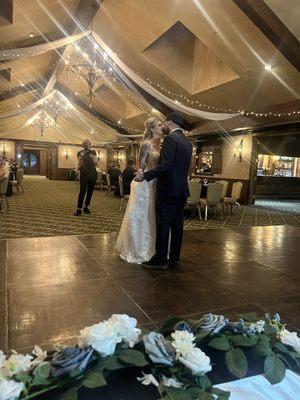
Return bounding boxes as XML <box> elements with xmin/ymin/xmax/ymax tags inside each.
<box><xmin>122</xmin><ymin>166</ymin><xmax>136</xmax><ymax>195</ymax></box>
<box><xmin>144</xmin><ymin>129</ymin><xmax>192</xmax><ymax>198</ymax></box>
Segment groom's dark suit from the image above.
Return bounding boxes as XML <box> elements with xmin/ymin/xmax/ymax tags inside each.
<box><xmin>143</xmin><ymin>129</ymin><xmax>192</xmax><ymax>265</ymax></box>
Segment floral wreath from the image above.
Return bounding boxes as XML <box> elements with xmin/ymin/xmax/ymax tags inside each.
<box><xmin>0</xmin><ymin>312</ymin><xmax>300</xmax><ymax>400</ymax></box>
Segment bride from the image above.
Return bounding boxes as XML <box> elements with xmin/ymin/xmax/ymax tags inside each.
<box><xmin>115</xmin><ymin>117</ymin><xmax>163</xmax><ymax>264</ymax></box>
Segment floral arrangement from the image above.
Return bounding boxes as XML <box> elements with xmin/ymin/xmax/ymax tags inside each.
<box><xmin>0</xmin><ymin>312</ymin><xmax>300</xmax><ymax>400</ymax></box>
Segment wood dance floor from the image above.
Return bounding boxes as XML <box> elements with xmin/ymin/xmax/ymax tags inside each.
<box><xmin>1</xmin><ymin>225</ymin><xmax>300</xmax><ymax>353</ymax></box>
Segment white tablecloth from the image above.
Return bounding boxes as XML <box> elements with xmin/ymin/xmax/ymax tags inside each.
<box><xmin>215</xmin><ymin>370</ymin><xmax>300</xmax><ymax>399</ymax></box>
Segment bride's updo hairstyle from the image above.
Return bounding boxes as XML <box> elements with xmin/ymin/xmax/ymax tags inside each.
<box><xmin>143</xmin><ymin>117</ymin><xmax>159</xmax><ymax>141</ymax></box>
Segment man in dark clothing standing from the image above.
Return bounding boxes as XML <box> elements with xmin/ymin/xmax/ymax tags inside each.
<box><xmin>136</xmin><ymin>113</ymin><xmax>192</xmax><ymax>270</ymax></box>
<box><xmin>121</xmin><ymin>159</ymin><xmax>136</xmax><ymax>195</ymax></box>
<box><xmin>74</xmin><ymin>139</ymin><xmax>98</xmax><ymax>216</ymax></box>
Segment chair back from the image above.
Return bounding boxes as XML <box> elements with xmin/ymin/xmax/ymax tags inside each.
<box><xmin>231</xmin><ymin>181</ymin><xmax>243</xmax><ymax>200</ymax></box>
<box><xmin>118</xmin><ymin>175</ymin><xmax>124</xmax><ymax>198</ymax></box>
<box><xmin>0</xmin><ymin>177</ymin><xmax>9</xmax><ymax>195</ymax></box>
<box><xmin>187</xmin><ymin>182</ymin><xmax>202</xmax><ymax>203</ymax></box>
<box><xmin>106</xmin><ymin>173</ymin><xmax>111</xmax><ymax>187</ymax></box>
<box><xmin>190</xmin><ymin>178</ymin><xmax>200</xmax><ymax>183</ymax></box>
<box><xmin>215</xmin><ymin>180</ymin><xmax>228</xmax><ymax>197</ymax></box>
<box><xmin>17</xmin><ymin>169</ymin><xmax>24</xmax><ymax>185</ymax></box>
<box><xmin>207</xmin><ymin>182</ymin><xmax>222</xmax><ymax>204</ymax></box>
<box><xmin>96</xmin><ymin>171</ymin><xmax>102</xmax><ymax>183</ymax></box>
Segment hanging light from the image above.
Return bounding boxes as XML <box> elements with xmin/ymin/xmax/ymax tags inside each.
<box><xmin>64</xmin><ymin>40</ymin><xmax>108</xmax><ymax>108</ymax></box>
<box><xmin>43</xmin><ymin>96</ymin><xmax>69</xmax><ymax>124</ymax></box>
<box><xmin>32</xmin><ymin>111</ymin><xmax>53</xmax><ymax>136</ymax></box>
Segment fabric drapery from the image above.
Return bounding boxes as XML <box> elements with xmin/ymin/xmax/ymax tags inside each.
<box><xmin>92</xmin><ymin>32</ymin><xmax>241</xmax><ymax>122</ymax></box>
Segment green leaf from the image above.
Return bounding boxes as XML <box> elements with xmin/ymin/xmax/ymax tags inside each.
<box><xmin>208</xmin><ymin>336</ymin><xmax>231</xmax><ymax>351</ymax></box>
<box><xmin>253</xmin><ymin>337</ymin><xmax>272</xmax><ymax>356</ymax></box>
<box><xmin>33</xmin><ymin>362</ymin><xmax>51</xmax><ymax>380</ymax></box>
<box><xmin>195</xmin><ymin>375</ymin><xmax>212</xmax><ymax>390</ymax></box>
<box><xmin>164</xmin><ymin>387</ymin><xmax>214</xmax><ymax>400</ymax></box>
<box><xmin>237</xmin><ymin>312</ymin><xmax>258</xmax><ymax>322</ymax></box>
<box><xmin>103</xmin><ymin>356</ymin><xmax>127</xmax><ymax>371</ymax></box>
<box><xmin>274</xmin><ymin>342</ymin><xmax>290</xmax><ymax>354</ymax></box>
<box><xmin>264</xmin><ymin>322</ymin><xmax>277</xmax><ymax>335</ymax></box>
<box><xmin>211</xmin><ymin>387</ymin><xmax>231</xmax><ymax>400</ymax></box>
<box><xmin>15</xmin><ymin>373</ymin><xmax>32</xmax><ymax>384</ymax></box>
<box><xmin>82</xmin><ymin>371</ymin><xmax>107</xmax><ymax>389</ymax></box>
<box><xmin>60</xmin><ymin>388</ymin><xmax>78</xmax><ymax>400</ymax></box>
<box><xmin>264</xmin><ymin>354</ymin><xmax>286</xmax><ymax>384</ymax></box>
<box><xmin>119</xmin><ymin>349</ymin><xmax>148</xmax><ymax>367</ymax></box>
<box><xmin>195</xmin><ymin>331</ymin><xmax>211</xmax><ymax>344</ymax></box>
<box><xmin>160</xmin><ymin>317</ymin><xmax>185</xmax><ymax>334</ymax></box>
<box><xmin>225</xmin><ymin>348</ymin><xmax>248</xmax><ymax>378</ymax></box>
<box><xmin>231</xmin><ymin>335</ymin><xmax>258</xmax><ymax>347</ymax></box>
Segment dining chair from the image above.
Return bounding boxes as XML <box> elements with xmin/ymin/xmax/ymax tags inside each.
<box><xmin>118</xmin><ymin>176</ymin><xmax>130</xmax><ymax>212</ymax></box>
<box><xmin>186</xmin><ymin>181</ymin><xmax>202</xmax><ymax>219</ymax></box>
<box><xmin>223</xmin><ymin>181</ymin><xmax>243</xmax><ymax>214</ymax></box>
<box><xmin>0</xmin><ymin>177</ymin><xmax>9</xmax><ymax>213</ymax></box>
<box><xmin>215</xmin><ymin>180</ymin><xmax>229</xmax><ymax>198</ymax></box>
<box><xmin>199</xmin><ymin>182</ymin><xmax>223</xmax><ymax>221</ymax></box>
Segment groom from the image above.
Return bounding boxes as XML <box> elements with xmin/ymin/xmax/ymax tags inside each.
<box><xmin>138</xmin><ymin>112</ymin><xmax>192</xmax><ymax>270</ymax></box>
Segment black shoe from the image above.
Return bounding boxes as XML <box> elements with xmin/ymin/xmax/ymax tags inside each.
<box><xmin>168</xmin><ymin>260</ymin><xmax>180</xmax><ymax>268</ymax></box>
<box><xmin>74</xmin><ymin>209</ymin><xmax>82</xmax><ymax>216</ymax></box>
<box><xmin>142</xmin><ymin>261</ymin><xmax>168</xmax><ymax>270</ymax></box>
<box><xmin>83</xmin><ymin>207</ymin><xmax>91</xmax><ymax>214</ymax></box>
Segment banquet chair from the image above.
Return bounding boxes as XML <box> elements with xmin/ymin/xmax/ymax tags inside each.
<box><xmin>94</xmin><ymin>171</ymin><xmax>103</xmax><ymax>191</ymax></box>
<box><xmin>223</xmin><ymin>181</ymin><xmax>243</xmax><ymax>214</ymax></box>
<box><xmin>105</xmin><ymin>174</ymin><xmax>117</xmax><ymax>195</ymax></box>
<box><xmin>215</xmin><ymin>180</ymin><xmax>229</xmax><ymax>199</ymax></box>
<box><xmin>186</xmin><ymin>182</ymin><xmax>202</xmax><ymax>220</ymax></box>
<box><xmin>199</xmin><ymin>182</ymin><xmax>223</xmax><ymax>221</ymax></box>
<box><xmin>118</xmin><ymin>176</ymin><xmax>130</xmax><ymax>212</ymax></box>
<box><xmin>11</xmin><ymin>169</ymin><xmax>24</xmax><ymax>194</ymax></box>
<box><xmin>0</xmin><ymin>177</ymin><xmax>9</xmax><ymax>213</ymax></box>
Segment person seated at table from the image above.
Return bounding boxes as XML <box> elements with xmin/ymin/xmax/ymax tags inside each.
<box><xmin>107</xmin><ymin>162</ymin><xmax>121</xmax><ymax>188</ymax></box>
<box><xmin>9</xmin><ymin>158</ymin><xmax>19</xmax><ymax>180</ymax></box>
<box><xmin>121</xmin><ymin>159</ymin><xmax>136</xmax><ymax>195</ymax></box>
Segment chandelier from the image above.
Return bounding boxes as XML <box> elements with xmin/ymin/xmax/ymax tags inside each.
<box><xmin>64</xmin><ymin>42</ymin><xmax>107</xmax><ymax>108</ymax></box>
<box><xmin>32</xmin><ymin>111</ymin><xmax>54</xmax><ymax>136</ymax></box>
<box><xmin>43</xmin><ymin>96</ymin><xmax>70</xmax><ymax>124</ymax></box>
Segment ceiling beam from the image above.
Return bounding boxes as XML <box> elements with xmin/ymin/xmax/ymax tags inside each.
<box><xmin>0</xmin><ymin>80</ymin><xmax>44</xmax><ymax>101</ymax></box>
<box><xmin>56</xmin><ymin>82</ymin><xmax>131</xmax><ymax>135</ymax></box>
<box><xmin>43</xmin><ymin>0</ymin><xmax>103</xmax><ymax>93</ymax></box>
<box><xmin>233</xmin><ymin>0</ymin><xmax>300</xmax><ymax>71</ymax></box>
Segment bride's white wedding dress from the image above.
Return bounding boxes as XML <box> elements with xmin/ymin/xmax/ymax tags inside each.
<box><xmin>115</xmin><ymin>142</ymin><xmax>159</xmax><ymax>264</ymax></box>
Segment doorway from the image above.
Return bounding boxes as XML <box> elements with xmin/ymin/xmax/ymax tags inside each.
<box><xmin>22</xmin><ymin>149</ymin><xmax>41</xmax><ymax>175</ymax></box>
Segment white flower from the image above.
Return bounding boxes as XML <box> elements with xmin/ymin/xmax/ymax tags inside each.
<box><xmin>197</xmin><ymin>313</ymin><xmax>227</xmax><ymax>333</ymax></box>
<box><xmin>171</xmin><ymin>330</ymin><xmax>195</xmax><ymax>357</ymax></box>
<box><xmin>162</xmin><ymin>375</ymin><xmax>184</xmax><ymax>388</ymax></box>
<box><xmin>137</xmin><ymin>373</ymin><xmax>159</xmax><ymax>387</ymax></box>
<box><xmin>0</xmin><ymin>379</ymin><xmax>24</xmax><ymax>400</ymax></box>
<box><xmin>179</xmin><ymin>348</ymin><xmax>212</xmax><ymax>375</ymax></box>
<box><xmin>278</xmin><ymin>330</ymin><xmax>300</xmax><ymax>354</ymax></box>
<box><xmin>31</xmin><ymin>346</ymin><xmax>47</xmax><ymax>366</ymax></box>
<box><xmin>0</xmin><ymin>351</ymin><xmax>6</xmax><ymax>368</ymax></box>
<box><xmin>107</xmin><ymin>314</ymin><xmax>141</xmax><ymax>347</ymax></box>
<box><xmin>78</xmin><ymin>321</ymin><xmax>122</xmax><ymax>356</ymax></box>
<box><xmin>2</xmin><ymin>352</ymin><xmax>33</xmax><ymax>378</ymax></box>
<box><xmin>248</xmin><ymin>320</ymin><xmax>265</xmax><ymax>334</ymax></box>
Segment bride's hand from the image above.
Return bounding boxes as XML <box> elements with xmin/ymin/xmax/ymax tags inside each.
<box><xmin>134</xmin><ymin>169</ymin><xmax>144</xmax><ymax>182</ymax></box>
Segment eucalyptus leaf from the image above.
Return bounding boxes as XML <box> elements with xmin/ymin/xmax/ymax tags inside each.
<box><xmin>60</xmin><ymin>387</ymin><xmax>78</xmax><ymax>400</ymax></box>
<box><xmin>231</xmin><ymin>335</ymin><xmax>258</xmax><ymax>347</ymax></box>
<box><xmin>82</xmin><ymin>371</ymin><xmax>107</xmax><ymax>389</ymax></box>
<box><xmin>208</xmin><ymin>336</ymin><xmax>231</xmax><ymax>351</ymax></box>
<box><xmin>264</xmin><ymin>354</ymin><xmax>286</xmax><ymax>384</ymax></box>
<box><xmin>119</xmin><ymin>349</ymin><xmax>148</xmax><ymax>367</ymax></box>
<box><xmin>211</xmin><ymin>387</ymin><xmax>231</xmax><ymax>400</ymax></box>
<box><xmin>225</xmin><ymin>348</ymin><xmax>248</xmax><ymax>378</ymax></box>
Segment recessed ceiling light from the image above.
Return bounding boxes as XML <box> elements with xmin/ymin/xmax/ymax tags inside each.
<box><xmin>152</xmin><ymin>108</ymin><xmax>157</xmax><ymax>112</ymax></box>
<box><xmin>117</xmin><ymin>120</ymin><xmax>121</xmax><ymax>124</ymax></box>
<box><xmin>75</xmin><ymin>92</ymin><xmax>79</xmax><ymax>95</ymax></box>
<box><xmin>28</xmin><ymin>32</ymin><xmax>34</xmax><ymax>38</ymax></box>
<box><xmin>264</xmin><ymin>64</ymin><xmax>272</xmax><ymax>70</ymax></box>
<box><xmin>20</xmin><ymin>83</ymin><xmax>24</xmax><ymax>87</ymax></box>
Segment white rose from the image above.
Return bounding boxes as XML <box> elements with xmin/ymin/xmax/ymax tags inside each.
<box><xmin>278</xmin><ymin>330</ymin><xmax>300</xmax><ymax>354</ymax></box>
<box><xmin>3</xmin><ymin>352</ymin><xmax>33</xmax><ymax>378</ymax></box>
<box><xmin>0</xmin><ymin>351</ymin><xmax>6</xmax><ymax>368</ymax></box>
<box><xmin>108</xmin><ymin>314</ymin><xmax>141</xmax><ymax>347</ymax></box>
<box><xmin>31</xmin><ymin>346</ymin><xmax>47</xmax><ymax>366</ymax></box>
<box><xmin>0</xmin><ymin>379</ymin><xmax>24</xmax><ymax>400</ymax></box>
<box><xmin>179</xmin><ymin>348</ymin><xmax>212</xmax><ymax>375</ymax></box>
<box><xmin>162</xmin><ymin>375</ymin><xmax>184</xmax><ymax>388</ymax></box>
<box><xmin>137</xmin><ymin>373</ymin><xmax>159</xmax><ymax>387</ymax></box>
<box><xmin>78</xmin><ymin>321</ymin><xmax>121</xmax><ymax>356</ymax></box>
<box><xmin>171</xmin><ymin>331</ymin><xmax>195</xmax><ymax>357</ymax></box>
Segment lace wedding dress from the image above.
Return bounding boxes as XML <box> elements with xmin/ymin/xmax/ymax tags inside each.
<box><xmin>115</xmin><ymin>142</ymin><xmax>159</xmax><ymax>264</ymax></box>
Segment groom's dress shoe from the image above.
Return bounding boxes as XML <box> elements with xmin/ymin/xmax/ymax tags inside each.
<box><xmin>142</xmin><ymin>261</ymin><xmax>168</xmax><ymax>270</ymax></box>
<box><xmin>168</xmin><ymin>260</ymin><xmax>180</xmax><ymax>268</ymax></box>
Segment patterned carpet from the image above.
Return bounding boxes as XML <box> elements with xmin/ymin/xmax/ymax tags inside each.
<box><xmin>1</xmin><ymin>177</ymin><xmax>300</xmax><ymax>239</ymax></box>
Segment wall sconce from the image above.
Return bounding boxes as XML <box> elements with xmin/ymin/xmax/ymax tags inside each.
<box><xmin>17</xmin><ymin>153</ymin><xmax>22</xmax><ymax>159</ymax></box>
<box><xmin>1</xmin><ymin>143</ymin><xmax>6</xmax><ymax>156</ymax></box>
<box><xmin>234</xmin><ymin>139</ymin><xmax>243</xmax><ymax>162</ymax></box>
<box><xmin>65</xmin><ymin>148</ymin><xmax>70</xmax><ymax>159</ymax></box>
